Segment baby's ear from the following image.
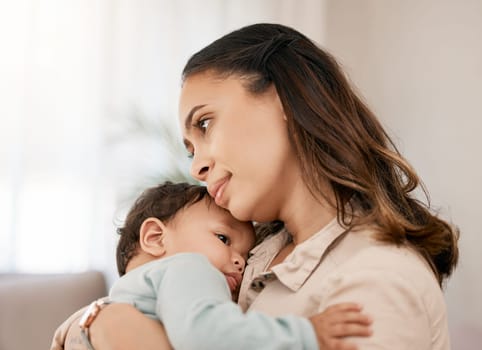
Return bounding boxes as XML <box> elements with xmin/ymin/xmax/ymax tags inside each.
<box><xmin>139</xmin><ymin>217</ymin><xmax>167</xmax><ymax>257</ymax></box>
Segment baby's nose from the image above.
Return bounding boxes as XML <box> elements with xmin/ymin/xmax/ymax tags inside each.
<box><xmin>233</xmin><ymin>256</ymin><xmax>246</xmax><ymax>273</ymax></box>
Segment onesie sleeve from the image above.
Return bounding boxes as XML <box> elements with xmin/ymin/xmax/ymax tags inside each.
<box><xmin>150</xmin><ymin>253</ymin><xmax>318</xmax><ymax>350</ymax></box>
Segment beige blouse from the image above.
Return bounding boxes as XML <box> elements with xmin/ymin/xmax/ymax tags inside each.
<box><xmin>238</xmin><ymin>218</ymin><xmax>451</xmax><ymax>349</ymax></box>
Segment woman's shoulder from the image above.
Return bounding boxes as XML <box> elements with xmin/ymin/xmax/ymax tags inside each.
<box><xmin>329</xmin><ymin>226</ymin><xmax>439</xmax><ymax>290</ymax></box>
<box><xmin>316</xmin><ymin>227</ymin><xmax>449</xmax><ymax>349</ymax></box>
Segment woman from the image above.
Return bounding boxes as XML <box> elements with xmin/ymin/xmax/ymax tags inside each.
<box><xmin>57</xmin><ymin>23</ymin><xmax>459</xmax><ymax>349</ymax></box>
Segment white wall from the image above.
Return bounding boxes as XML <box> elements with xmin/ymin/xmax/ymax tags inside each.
<box><xmin>321</xmin><ymin>0</ymin><xmax>482</xmax><ymax>346</ymax></box>
<box><xmin>0</xmin><ymin>0</ymin><xmax>328</xmax><ymax>283</ymax></box>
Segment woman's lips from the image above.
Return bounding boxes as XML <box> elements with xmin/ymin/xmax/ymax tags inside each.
<box><xmin>208</xmin><ymin>176</ymin><xmax>230</xmax><ymax>205</ymax></box>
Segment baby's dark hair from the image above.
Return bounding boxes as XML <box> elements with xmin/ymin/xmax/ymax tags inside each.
<box><xmin>116</xmin><ymin>181</ymin><xmax>209</xmax><ymax>276</ymax></box>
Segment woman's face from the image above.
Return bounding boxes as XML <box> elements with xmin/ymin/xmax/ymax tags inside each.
<box><xmin>179</xmin><ymin>72</ymin><xmax>300</xmax><ymax>222</ymax></box>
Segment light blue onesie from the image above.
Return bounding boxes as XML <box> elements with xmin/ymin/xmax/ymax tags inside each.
<box><xmin>109</xmin><ymin>252</ymin><xmax>318</xmax><ymax>350</ymax></box>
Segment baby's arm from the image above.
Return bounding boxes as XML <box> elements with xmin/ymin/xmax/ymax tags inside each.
<box><xmin>155</xmin><ymin>253</ymin><xmax>315</xmax><ymax>349</ymax></box>
<box><xmin>154</xmin><ymin>254</ymin><xmax>370</xmax><ymax>350</ymax></box>
<box><xmin>83</xmin><ymin>299</ymin><xmax>371</xmax><ymax>350</ymax></box>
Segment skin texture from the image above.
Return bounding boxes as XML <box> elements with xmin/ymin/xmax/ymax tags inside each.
<box><xmin>179</xmin><ymin>72</ymin><xmax>337</xmax><ymax>244</ymax></box>
<box><xmin>158</xmin><ymin>199</ymin><xmax>254</xmax><ymax>274</ymax></box>
<box><xmin>130</xmin><ymin>198</ymin><xmax>255</xmax><ymax>293</ymax></box>
<box><xmin>180</xmin><ymin>72</ymin><xmax>295</xmax><ymax>222</ymax></box>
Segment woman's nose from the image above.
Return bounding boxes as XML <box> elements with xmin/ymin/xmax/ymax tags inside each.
<box><xmin>190</xmin><ymin>154</ymin><xmax>211</xmax><ymax>182</ymax></box>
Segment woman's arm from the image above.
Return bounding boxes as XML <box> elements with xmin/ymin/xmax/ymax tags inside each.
<box><xmin>51</xmin><ymin>306</ymin><xmax>88</xmax><ymax>350</ymax></box>
<box><xmin>89</xmin><ymin>303</ymin><xmax>172</xmax><ymax>350</ymax></box>
<box><xmin>319</xmin><ymin>269</ymin><xmax>444</xmax><ymax>349</ymax></box>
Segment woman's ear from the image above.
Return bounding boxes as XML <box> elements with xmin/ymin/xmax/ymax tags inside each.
<box><xmin>139</xmin><ymin>217</ymin><xmax>168</xmax><ymax>258</ymax></box>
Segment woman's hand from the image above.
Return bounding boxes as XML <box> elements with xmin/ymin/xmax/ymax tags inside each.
<box><xmin>309</xmin><ymin>303</ymin><xmax>372</xmax><ymax>350</ymax></box>
<box><xmin>89</xmin><ymin>303</ymin><xmax>172</xmax><ymax>350</ymax></box>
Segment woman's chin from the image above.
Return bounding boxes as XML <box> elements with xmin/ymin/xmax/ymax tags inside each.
<box><xmin>229</xmin><ymin>202</ymin><xmax>275</xmax><ymax>223</ymax></box>
<box><xmin>226</xmin><ymin>203</ymin><xmax>253</xmax><ymax>222</ymax></box>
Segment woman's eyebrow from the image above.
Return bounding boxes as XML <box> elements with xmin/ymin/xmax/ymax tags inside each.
<box><xmin>184</xmin><ymin>104</ymin><xmax>206</xmax><ymax>131</ymax></box>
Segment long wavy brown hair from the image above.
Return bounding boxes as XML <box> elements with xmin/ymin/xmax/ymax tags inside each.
<box><xmin>182</xmin><ymin>23</ymin><xmax>459</xmax><ymax>286</ymax></box>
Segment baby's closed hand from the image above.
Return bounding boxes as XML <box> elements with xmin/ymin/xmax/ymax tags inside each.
<box><xmin>309</xmin><ymin>303</ymin><xmax>372</xmax><ymax>350</ymax></box>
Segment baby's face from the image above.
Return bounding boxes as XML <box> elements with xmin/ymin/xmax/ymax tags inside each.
<box><xmin>161</xmin><ymin>198</ymin><xmax>255</xmax><ymax>294</ymax></box>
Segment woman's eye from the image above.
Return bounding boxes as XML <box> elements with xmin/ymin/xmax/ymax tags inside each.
<box><xmin>197</xmin><ymin>118</ymin><xmax>211</xmax><ymax>131</ymax></box>
<box><xmin>215</xmin><ymin>234</ymin><xmax>230</xmax><ymax>245</ymax></box>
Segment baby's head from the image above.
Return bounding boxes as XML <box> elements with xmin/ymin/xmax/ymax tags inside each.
<box><xmin>116</xmin><ymin>182</ymin><xmax>255</xmax><ymax>293</ymax></box>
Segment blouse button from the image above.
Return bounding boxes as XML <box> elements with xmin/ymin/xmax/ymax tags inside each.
<box><xmin>249</xmin><ymin>272</ymin><xmax>275</xmax><ymax>292</ymax></box>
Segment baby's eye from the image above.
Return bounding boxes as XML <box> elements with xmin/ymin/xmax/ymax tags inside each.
<box><xmin>215</xmin><ymin>234</ymin><xmax>230</xmax><ymax>245</ymax></box>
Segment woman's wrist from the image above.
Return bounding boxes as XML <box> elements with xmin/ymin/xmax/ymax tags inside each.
<box><xmin>62</xmin><ymin>313</ymin><xmax>91</xmax><ymax>350</ymax></box>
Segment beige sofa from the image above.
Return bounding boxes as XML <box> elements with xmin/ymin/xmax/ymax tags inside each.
<box><xmin>0</xmin><ymin>271</ymin><xmax>107</xmax><ymax>350</ymax></box>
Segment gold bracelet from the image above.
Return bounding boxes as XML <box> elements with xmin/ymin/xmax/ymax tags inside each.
<box><xmin>79</xmin><ymin>298</ymin><xmax>112</xmax><ymax>350</ymax></box>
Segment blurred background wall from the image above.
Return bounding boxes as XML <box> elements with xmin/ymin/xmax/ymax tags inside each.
<box><xmin>1</xmin><ymin>0</ymin><xmax>480</xmax><ymax>347</ymax></box>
